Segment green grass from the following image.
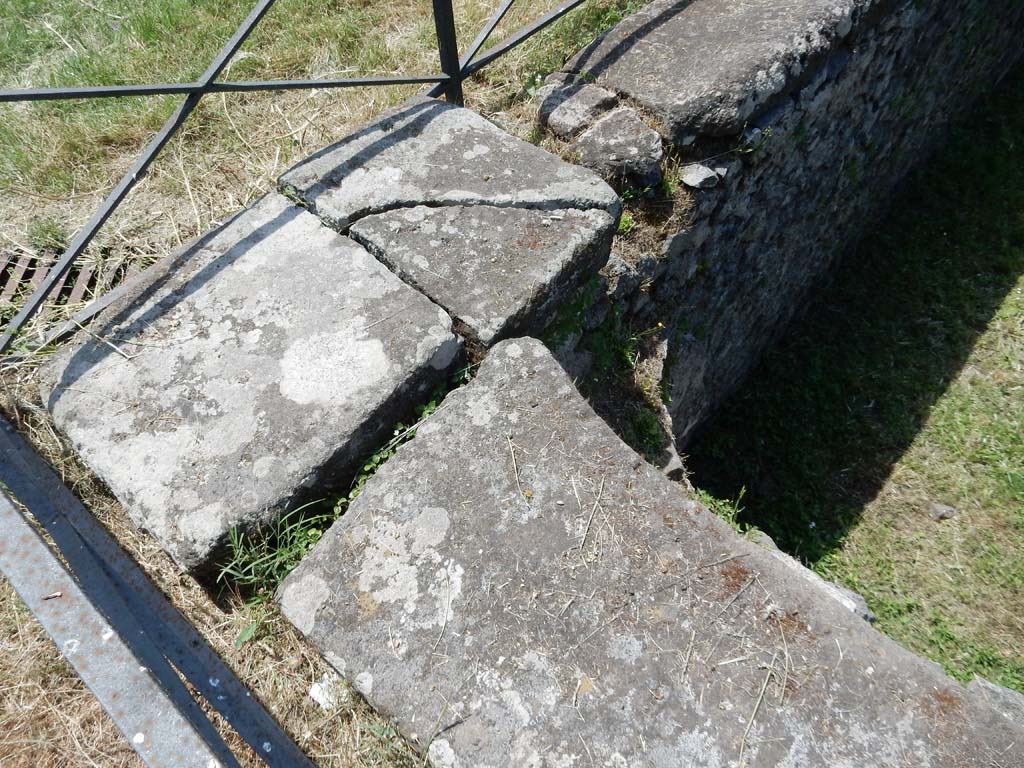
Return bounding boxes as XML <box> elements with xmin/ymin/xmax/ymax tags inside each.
<box><xmin>0</xmin><ymin>0</ymin><xmax>430</xmax><ymax>193</ymax></box>
<box><xmin>0</xmin><ymin>0</ymin><xmax>643</xmax><ymax>195</ymax></box>
<box><xmin>687</xmin><ymin>68</ymin><xmax>1024</xmax><ymax>691</ymax></box>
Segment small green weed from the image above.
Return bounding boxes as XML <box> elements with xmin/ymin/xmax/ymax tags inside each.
<box><xmin>217</xmin><ymin>372</ymin><xmax>466</xmax><ymax>607</ymax></box>
<box><xmin>617</xmin><ymin>211</ymin><xmax>636</xmax><ymax>235</ymax></box>
<box><xmin>218</xmin><ymin>498</ymin><xmax>333</xmax><ymax>597</ymax></box>
<box><xmin>27</xmin><ymin>216</ymin><xmax>69</xmax><ymax>253</ymax></box>
<box><xmin>693</xmin><ymin>486</ymin><xmax>747</xmax><ymax>532</ymax></box>
<box><xmin>620</xmin><ymin>402</ymin><xmax>664</xmax><ymax>459</ymax></box>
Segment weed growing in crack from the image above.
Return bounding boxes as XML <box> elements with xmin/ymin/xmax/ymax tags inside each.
<box><xmin>219</xmin><ymin>498</ymin><xmax>333</xmax><ymax>596</ymax></box>
<box><xmin>216</xmin><ymin>367</ymin><xmax>474</xmax><ymax>646</ymax></box>
<box><xmin>617</xmin><ymin>211</ymin><xmax>636</xmax><ymax>235</ymax></box>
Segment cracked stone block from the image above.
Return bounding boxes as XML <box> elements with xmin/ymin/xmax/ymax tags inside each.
<box><xmin>279</xmin><ymin>337</ymin><xmax>1022</xmax><ymax>767</ymax></box>
<box><xmin>350</xmin><ymin>206</ymin><xmax>615</xmax><ymax>346</ymax></box>
<box><xmin>566</xmin><ymin>0</ymin><xmax>861</xmax><ymax>142</ymax></box>
<box><xmin>537</xmin><ymin>82</ymin><xmax>618</xmax><ymax>140</ymax></box>
<box><xmin>572</xmin><ymin>107</ymin><xmax>663</xmax><ymax>188</ymax></box>
<box><xmin>40</xmin><ymin>193</ymin><xmax>461</xmax><ymax>573</ymax></box>
<box><xmin>279</xmin><ymin>96</ymin><xmax>619</xmax><ymax>231</ymax></box>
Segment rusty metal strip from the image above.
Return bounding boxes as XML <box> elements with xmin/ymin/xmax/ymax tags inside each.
<box><xmin>0</xmin><ymin>416</ymin><xmax>317</xmax><ymax>768</ymax></box>
<box><xmin>66</xmin><ymin>263</ymin><xmax>95</xmax><ymax>305</ymax></box>
<box><xmin>0</xmin><ymin>253</ymin><xmax>32</xmax><ymax>305</ymax></box>
<box><xmin>0</xmin><ymin>251</ymin><xmax>13</xmax><ymax>281</ymax></box>
<box><xmin>0</xmin><ymin>487</ymin><xmax>234</xmax><ymax>768</ymax></box>
<box><xmin>29</xmin><ymin>257</ymin><xmax>53</xmax><ymax>290</ymax></box>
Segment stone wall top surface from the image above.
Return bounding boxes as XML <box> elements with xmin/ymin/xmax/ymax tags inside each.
<box><xmin>565</xmin><ymin>0</ymin><xmax>866</xmax><ymax>142</ymax></box>
<box><xmin>279</xmin><ymin>337</ymin><xmax>1022</xmax><ymax>767</ymax></box>
<box><xmin>279</xmin><ymin>95</ymin><xmax>620</xmax><ymax>230</ymax></box>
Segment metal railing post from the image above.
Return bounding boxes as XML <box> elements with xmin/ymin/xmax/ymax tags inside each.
<box><xmin>432</xmin><ymin>0</ymin><xmax>464</xmax><ymax>105</ymax></box>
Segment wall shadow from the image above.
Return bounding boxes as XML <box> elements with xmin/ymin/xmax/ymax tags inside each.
<box><xmin>684</xmin><ymin>67</ymin><xmax>1024</xmax><ymax>564</ymax></box>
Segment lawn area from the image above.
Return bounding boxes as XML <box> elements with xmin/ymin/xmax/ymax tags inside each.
<box><xmin>687</xmin><ymin>68</ymin><xmax>1024</xmax><ymax>693</ymax></box>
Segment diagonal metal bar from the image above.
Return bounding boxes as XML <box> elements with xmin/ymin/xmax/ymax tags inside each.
<box><xmin>463</xmin><ymin>0</ymin><xmax>517</xmax><ymax>67</ymax></box>
<box><xmin>0</xmin><ymin>416</ymin><xmax>317</xmax><ymax>768</ymax></box>
<box><xmin>463</xmin><ymin>0</ymin><xmax>589</xmax><ymax>76</ymax></box>
<box><xmin>0</xmin><ymin>74</ymin><xmax>449</xmax><ymax>103</ymax></box>
<box><xmin>0</xmin><ymin>0</ymin><xmax>278</xmax><ymax>357</ymax></box>
<box><xmin>0</xmin><ymin>482</ymin><xmax>242</xmax><ymax>767</ymax></box>
<box><xmin>0</xmin><ymin>489</ymin><xmax>240</xmax><ymax>768</ymax></box>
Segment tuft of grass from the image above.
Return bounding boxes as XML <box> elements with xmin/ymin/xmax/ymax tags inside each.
<box><xmin>693</xmin><ymin>486</ymin><xmax>747</xmax><ymax>532</ymax></box>
<box><xmin>218</xmin><ymin>498</ymin><xmax>334</xmax><ymax>597</ymax></box>
<box><xmin>26</xmin><ymin>215</ymin><xmax>69</xmax><ymax>253</ymax></box>
<box><xmin>686</xmin><ymin>67</ymin><xmax>1024</xmax><ymax>691</ymax></box>
<box><xmin>216</xmin><ymin>371</ymin><xmax>465</xmax><ymax>603</ymax></box>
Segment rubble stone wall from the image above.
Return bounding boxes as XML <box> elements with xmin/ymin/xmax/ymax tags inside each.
<box><xmin>544</xmin><ymin>0</ymin><xmax>1024</xmax><ymax>443</ymax></box>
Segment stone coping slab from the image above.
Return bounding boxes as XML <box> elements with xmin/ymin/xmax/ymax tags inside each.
<box><xmin>567</xmin><ymin>0</ymin><xmax>864</xmax><ymax>141</ymax></box>
<box><xmin>41</xmin><ymin>193</ymin><xmax>460</xmax><ymax>572</ymax></box>
<box><xmin>279</xmin><ymin>96</ymin><xmax>620</xmax><ymax>231</ymax></box>
<box><xmin>279</xmin><ymin>337</ymin><xmax>1021</xmax><ymax>766</ymax></box>
<box><xmin>350</xmin><ymin>206</ymin><xmax>615</xmax><ymax>346</ymax></box>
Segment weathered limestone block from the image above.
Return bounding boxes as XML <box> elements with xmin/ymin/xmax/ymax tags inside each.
<box><xmin>41</xmin><ymin>194</ymin><xmax>461</xmax><ymax>572</ymax></box>
<box><xmin>968</xmin><ymin>676</ymin><xmax>1024</xmax><ymax>723</ymax></box>
<box><xmin>567</xmin><ymin>0</ymin><xmax>862</xmax><ymax>142</ymax></box>
<box><xmin>279</xmin><ymin>96</ymin><xmax>619</xmax><ymax>231</ymax></box>
<box><xmin>279</xmin><ymin>338</ymin><xmax>1022</xmax><ymax>767</ymax></box>
<box><xmin>572</xmin><ymin>107</ymin><xmax>664</xmax><ymax>188</ymax></box>
<box><xmin>350</xmin><ymin>206</ymin><xmax>615</xmax><ymax>346</ymax></box>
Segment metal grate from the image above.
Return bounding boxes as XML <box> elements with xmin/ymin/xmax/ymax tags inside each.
<box><xmin>0</xmin><ymin>0</ymin><xmax>592</xmax><ymax>359</ymax></box>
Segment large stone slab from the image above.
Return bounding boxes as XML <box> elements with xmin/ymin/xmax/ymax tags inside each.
<box><xmin>279</xmin><ymin>338</ymin><xmax>1022</xmax><ymax>766</ymax></box>
<box><xmin>41</xmin><ymin>194</ymin><xmax>460</xmax><ymax>572</ymax></box>
<box><xmin>279</xmin><ymin>96</ymin><xmax>619</xmax><ymax>230</ymax></box>
<box><xmin>567</xmin><ymin>0</ymin><xmax>862</xmax><ymax>141</ymax></box>
<box><xmin>350</xmin><ymin>206</ymin><xmax>615</xmax><ymax>346</ymax></box>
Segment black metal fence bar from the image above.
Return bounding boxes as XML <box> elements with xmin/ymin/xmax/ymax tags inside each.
<box><xmin>432</xmin><ymin>0</ymin><xmax>465</xmax><ymax>104</ymax></box>
<box><xmin>0</xmin><ymin>0</ymin><xmax>597</xmax><ymax>359</ymax></box>
<box><xmin>0</xmin><ymin>74</ymin><xmax>450</xmax><ymax>103</ymax></box>
<box><xmin>463</xmin><ymin>0</ymin><xmax>589</xmax><ymax>75</ymax></box>
<box><xmin>462</xmin><ymin>0</ymin><xmax>518</xmax><ymax>68</ymax></box>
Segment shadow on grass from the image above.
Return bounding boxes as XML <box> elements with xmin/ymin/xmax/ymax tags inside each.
<box><xmin>685</xmin><ymin>67</ymin><xmax>1024</xmax><ymax>565</ymax></box>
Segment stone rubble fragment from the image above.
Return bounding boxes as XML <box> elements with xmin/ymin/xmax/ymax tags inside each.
<box><xmin>537</xmin><ymin>81</ymin><xmax>618</xmax><ymax>140</ymax></box>
<box><xmin>572</xmin><ymin>106</ymin><xmax>664</xmax><ymax>188</ymax></box>
<box><xmin>679</xmin><ymin>162</ymin><xmax>720</xmax><ymax>189</ymax></box>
